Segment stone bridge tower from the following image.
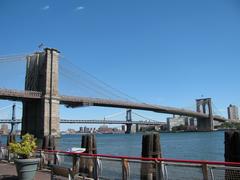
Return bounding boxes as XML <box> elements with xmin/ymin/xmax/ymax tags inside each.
<box><xmin>196</xmin><ymin>98</ymin><xmax>213</xmax><ymax>131</ymax></box>
<box><xmin>22</xmin><ymin>48</ymin><xmax>60</xmax><ymax>138</ymax></box>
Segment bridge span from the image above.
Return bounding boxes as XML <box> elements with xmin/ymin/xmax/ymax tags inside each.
<box><xmin>0</xmin><ymin>88</ymin><xmax>227</xmax><ymax>123</ymax></box>
<box><xmin>0</xmin><ymin>119</ymin><xmax>164</xmax><ymax>125</ymax></box>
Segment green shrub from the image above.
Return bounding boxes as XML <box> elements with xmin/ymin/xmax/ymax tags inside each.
<box><xmin>9</xmin><ymin>133</ymin><xmax>37</xmax><ymax>159</ymax></box>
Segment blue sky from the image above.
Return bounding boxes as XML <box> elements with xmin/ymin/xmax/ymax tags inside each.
<box><xmin>0</xmin><ymin>0</ymin><xmax>240</xmax><ymax>130</ymax></box>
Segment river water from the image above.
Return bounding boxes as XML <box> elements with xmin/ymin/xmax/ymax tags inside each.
<box><xmin>0</xmin><ymin>131</ymin><xmax>224</xmax><ymax>161</ymax></box>
<box><xmin>59</xmin><ymin>131</ymin><xmax>224</xmax><ymax>161</ymax></box>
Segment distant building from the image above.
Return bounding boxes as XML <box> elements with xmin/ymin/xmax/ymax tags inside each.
<box><xmin>98</xmin><ymin>125</ymin><xmax>124</xmax><ymax>134</ymax></box>
<box><xmin>98</xmin><ymin>125</ymin><xmax>113</xmax><ymax>133</ymax></box>
<box><xmin>136</xmin><ymin>124</ymin><xmax>162</xmax><ymax>132</ymax></box>
<box><xmin>0</xmin><ymin>124</ymin><xmax>9</xmax><ymax>135</ymax></box>
<box><xmin>84</xmin><ymin>126</ymin><xmax>90</xmax><ymax>133</ymax></box>
<box><xmin>167</xmin><ymin>115</ymin><xmax>196</xmax><ymax>131</ymax></box>
<box><xmin>131</xmin><ymin>124</ymin><xmax>137</xmax><ymax>133</ymax></box>
<box><xmin>228</xmin><ymin>104</ymin><xmax>239</xmax><ymax>121</ymax></box>
<box><xmin>79</xmin><ymin>127</ymin><xmax>84</xmax><ymax>133</ymax></box>
<box><xmin>66</xmin><ymin>128</ymin><xmax>76</xmax><ymax>134</ymax></box>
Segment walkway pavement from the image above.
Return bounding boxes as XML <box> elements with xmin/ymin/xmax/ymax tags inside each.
<box><xmin>0</xmin><ymin>161</ymin><xmax>51</xmax><ymax>180</ymax></box>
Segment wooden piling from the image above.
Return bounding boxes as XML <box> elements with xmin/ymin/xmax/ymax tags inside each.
<box><xmin>42</xmin><ymin>135</ymin><xmax>49</xmax><ymax>150</ymax></box>
<box><xmin>42</xmin><ymin>135</ymin><xmax>56</xmax><ymax>150</ymax></box>
<box><xmin>79</xmin><ymin>134</ymin><xmax>97</xmax><ymax>178</ymax></box>
<box><xmin>141</xmin><ymin>133</ymin><xmax>161</xmax><ymax>180</ymax></box>
<box><xmin>81</xmin><ymin>134</ymin><xmax>97</xmax><ymax>154</ymax></box>
<box><xmin>225</xmin><ymin>130</ymin><xmax>240</xmax><ymax>162</ymax></box>
<box><xmin>42</xmin><ymin>135</ymin><xmax>56</xmax><ymax>165</ymax></box>
<box><xmin>49</xmin><ymin>135</ymin><xmax>56</xmax><ymax>150</ymax></box>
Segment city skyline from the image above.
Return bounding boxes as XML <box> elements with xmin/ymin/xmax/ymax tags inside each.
<box><xmin>0</xmin><ymin>102</ymin><xmax>238</xmax><ymax>131</ymax></box>
<box><xmin>1</xmin><ymin>0</ymin><xmax>240</xmax><ymax>130</ymax></box>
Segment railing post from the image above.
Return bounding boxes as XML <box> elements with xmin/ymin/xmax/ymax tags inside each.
<box><xmin>72</xmin><ymin>154</ymin><xmax>80</xmax><ymax>175</ymax></box>
<box><xmin>155</xmin><ymin>160</ymin><xmax>164</xmax><ymax>180</ymax></box>
<box><xmin>54</xmin><ymin>152</ymin><xmax>59</xmax><ymax>165</ymax></box>
<box><xmin>93</xmin><ymin>156</ymin><xmax>100</xmax><ymax>180</ymax></box>
<box><xmin>7</xmin><ymin>134</ymin><xmax>16</xmax><ymax>162</ymax></box>
<box><xmin>7</xmin><ymin>148</ymin><xmax>10</xmax><ymax>162</ymax></box>
<box><xmin>202</xmin><ymin>163</ymin><xmax>209</xmax><ymax>180</ymax></box>
<box><xmin>122</xmin><ymin>158</ymin><xmax>130</xmax><ymax>180</ymax></box>
<box><xmin>40</xmin><ymin>150</ymin><xmax>46</xmax><ymax>169</ymax></box>
<box><xmin>39</xmin><ymin>150</ymin><xmax>43</xmax><ymax>169</ymax></box>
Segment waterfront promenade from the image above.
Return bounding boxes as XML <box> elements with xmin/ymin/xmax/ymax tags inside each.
<box><xmin>0</xmin><ymin>161</ymin><xmax>50</xmax><ymax>180</ymax></box>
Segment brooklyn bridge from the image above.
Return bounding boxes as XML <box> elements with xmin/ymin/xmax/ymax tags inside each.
<box><xmin>0</xmin><ymin>48</ymin><xmax>228</xmax><ymax>138</ymax></box>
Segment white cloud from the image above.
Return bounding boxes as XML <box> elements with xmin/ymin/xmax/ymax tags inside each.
<box><xmin>42</xmin><ymin>5</ymin><xmax>50</xmax><ymax>11</ymax></box>
<box><xmin>76</xmin><ymin>6</ymin><xmax>84</xmax><ymax>11</ymax></box>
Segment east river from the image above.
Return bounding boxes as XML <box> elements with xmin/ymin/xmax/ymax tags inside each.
<box><xmin>59</xmin><ymin>131</ymin><xmax>224</xmax><ymax>161</ymax></box>
<box><xmin>0</xmin><ymin>131</ymin><xmax>224</xmax><ymax>161</ymax></box>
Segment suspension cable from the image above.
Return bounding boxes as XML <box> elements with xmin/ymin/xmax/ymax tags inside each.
<box><xmin>59</xmin><ymin>62</ymin><xmax>129</xmax><ymax>100</ymax></box>
<box><xmin>132</xmin><ymin>111</ymin><xmax>159</xmax><ymax>122</ymax></box>
<box><xmin>60</xmin><ymin>55</ymin><xmax>141</xmax><ymax>102</ymax></box>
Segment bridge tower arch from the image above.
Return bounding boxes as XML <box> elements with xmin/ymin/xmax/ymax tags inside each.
<box><xmin>22</xmin><ymin>48</ymin><xmax>60</xmax><ymax>138</ymax></box>
<box><xmin>196</xmin><ymin>98</ymin><xmax>213</xmax><ymax>131</ymax></box>
<box><xmin>125</xmin><ymin>109</ymin><xmax>132</xmax><ymax>134</ymax></box>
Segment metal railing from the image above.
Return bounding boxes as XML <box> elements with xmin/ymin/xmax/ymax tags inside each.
<box><xmin>1</xmin><ymin>146</ymin><xmax>240</xmax><ymax>180</ymax></box>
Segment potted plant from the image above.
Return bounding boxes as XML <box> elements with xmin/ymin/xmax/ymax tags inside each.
<box><xmin>9</xmin><ymin>133</ymin><xmax>39</xmax><ymax>180</ymax></box>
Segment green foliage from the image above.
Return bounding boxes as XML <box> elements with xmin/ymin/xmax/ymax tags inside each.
<box><xmin>219</xmin><ymin>122</ymin><xmax>240</xmax><ymax>130</ymax></box>
<box><xmin>172</xmin><ymin>124</ymin><xmax>188</xmax><ymax>132</ymax></box>
<box><xmin>9</xmin><ymin>133</ymin><xmax>37</xmax><ymax>159</ymax></box>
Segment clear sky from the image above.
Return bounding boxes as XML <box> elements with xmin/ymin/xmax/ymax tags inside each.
<box><xmin>0</xmin><ymin>0</ymin><xmax>240</xmax><ymax>130</ymax></box>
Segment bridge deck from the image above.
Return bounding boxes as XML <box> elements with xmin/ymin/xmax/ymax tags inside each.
<box><xmin>0</xmin><ymin>119</ymin><xmax>165</xmax><ymax>125</ymax></box>
<box><xmin>0</xmin><ymin>88</ymin><xmax>227</xmax><ymax>122</ymax></box>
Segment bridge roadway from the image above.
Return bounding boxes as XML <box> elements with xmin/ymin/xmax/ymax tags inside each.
<box><xmin>0</xmin><ymin>119</ymin><xmax>164</xmax><ymax>125</ymax></box>
<box><xmin>0</xmin><ymin>88</ymin><xmax>227</xmax><ymax>122</ymax></box>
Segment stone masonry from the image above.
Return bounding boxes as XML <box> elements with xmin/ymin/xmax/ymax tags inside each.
<box><xmin>22</xmin><ymin>48</ymin><xmax>60</xmax><ymax>138</ymax></box>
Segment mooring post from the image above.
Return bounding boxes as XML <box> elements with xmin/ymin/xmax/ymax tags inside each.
<box><xmin>141</xmin><ymin>133</ymin><xmax>162</xmax><ymax>180</ymax></box>
<box><xmin>42</xmin><ymin>135</ymin><xmax>56</xmax><ymax>150</ymax></box>
<box><xmin>42</xmin><ymin>135</ymin><xmax>56</xmax><ymax>165</ymax></box>
<box><xmin>225</xmin><ymin>130</ymin><xmax>240</xmax><ymax>179</ymax></box>
<box><xmin>42</xmin><ymin>135</ymin><xmax>49</xmax><ymax>150</ymax></box>
<box><xmin>225</xmin><ymin>130</ymin><xmax>240</xmax><ymax>162</ymax></box>
<box><xmin>79</xmin><ymin>134</ymin><xmax>97</xmax><ymax>178</ymax></box>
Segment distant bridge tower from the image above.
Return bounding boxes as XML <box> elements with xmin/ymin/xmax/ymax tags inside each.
<box><xmin>196</xmin><ymin>98</ymin><xmax>213</xmax><ymax>131</ymax></box>
<box><xmin>125</xmin><ymin>109</ymin><xmax>132</xmax><ymax>134</ymax></box>
<box><xmin>10</xmin><ymin>104</ymin><xmax>17</xmax><ymax>134</ymax></box>
<box><xmin>22</xmin><ymin>48</ymin><xmax>60</xmax><ymax>138</ymax></box>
